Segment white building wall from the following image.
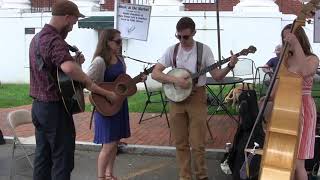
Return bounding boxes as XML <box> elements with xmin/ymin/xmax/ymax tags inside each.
<box><xmin>0</xmin><ymin>5</ymin><xmax>319</xmax><ymax>90</ymax></box>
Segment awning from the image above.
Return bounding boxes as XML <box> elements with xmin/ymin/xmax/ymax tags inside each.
<box><xmin>78</xmin><ymin>16</ymin><xmax>114</xmax><ymax>29</ymax></box>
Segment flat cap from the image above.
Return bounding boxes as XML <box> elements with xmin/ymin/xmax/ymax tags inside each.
<box><xmin>52</xmin><ymin>0</ymin><xmax>85</xmax><ymax>18</ymax></box>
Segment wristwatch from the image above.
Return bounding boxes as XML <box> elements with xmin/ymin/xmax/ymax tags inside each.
<box><xmin>227</xmin><ymin>63</ymin><xmax>235</xmax><ymax>69</ymax></box>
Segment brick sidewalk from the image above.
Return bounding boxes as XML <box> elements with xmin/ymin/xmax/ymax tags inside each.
<box><xmin>0</xmin><ymin>105</ymin><xmax>238</xmax><ymax>149</ymax></box>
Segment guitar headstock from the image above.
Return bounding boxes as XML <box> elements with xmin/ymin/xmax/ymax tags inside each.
<box><xmin>68</xmin><ymin>45</ymin><xmax>79</xmax><ymax>53</ymax></box>
<box><xmin>142</xmin><ymin>65</ymin><xmax>155</xmax><ymax>75</ymax></box>
<box><xmin>239</xmin><ymin>45</ymin><xmax>257</xmax><ymax>56</ymax></box>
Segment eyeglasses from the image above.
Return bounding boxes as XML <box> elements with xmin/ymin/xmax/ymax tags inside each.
<box><xmin>111</xmin><ymin>39</ymin><xmax>122</xmax><ymax>45</ymax></box>
<box><xmin>175</xmin><ymin>34</ymin><xmax>191</xmax><ymax>40</ymax></box>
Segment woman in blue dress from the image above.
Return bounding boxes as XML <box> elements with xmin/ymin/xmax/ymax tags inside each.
<box><xmin>87</xmin><ymin>29</ymin><xmax>145</xmax><ymax>180</ymax></box>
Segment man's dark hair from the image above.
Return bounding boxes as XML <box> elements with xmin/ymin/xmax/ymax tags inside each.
<box><xmin>176</xmin><ymin>17</ymin><xmax>195</xmax><ymax>32</ymax></box>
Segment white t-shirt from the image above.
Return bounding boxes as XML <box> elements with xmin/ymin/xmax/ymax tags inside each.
<box><xmin>159</xmin><ymin>42</ymin><xmax>215</xmax><ymax>86</ymax></box>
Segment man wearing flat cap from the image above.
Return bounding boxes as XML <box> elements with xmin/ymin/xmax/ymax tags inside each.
<box><xmin>29</xmin><ymin>1</ymin><xmax>117</xmax><ymax>180</ymax></box>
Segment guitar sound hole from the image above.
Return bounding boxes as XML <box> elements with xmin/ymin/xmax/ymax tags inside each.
<box><xmin>116</xmin><ymin>84</ymin><xmax>127</xmax><ymax>94</ymax></box>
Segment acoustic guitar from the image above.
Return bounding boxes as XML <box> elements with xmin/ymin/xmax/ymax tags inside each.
<box><xmin>163</xmin><ymin>45</ymin><xmax>257</xmax><ymax>102</ymax></box>
<box><xmin>57</xmin><ymin>45</ymin><xmax>85</xmax><ymax>115</ymax></box>
<box><xmin>89</xmin><ymin>65</ymin><xmax>155</xmax><ymax>116</ymax></box>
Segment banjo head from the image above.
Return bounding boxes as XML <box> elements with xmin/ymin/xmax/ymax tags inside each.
<box><xmin>163</xmin><ymin>68</ymin><xmax>193</xmax><ymax>102</ymax></box>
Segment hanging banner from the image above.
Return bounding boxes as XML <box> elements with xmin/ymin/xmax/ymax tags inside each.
<box><xmin>117</xmin><ymin>3</ymin><xmax>152</xmax><ymax>41</ymax></box>
<box><xmin>314</xmin><ymin>9</ymin><xmax>320</xmax><ymax>43</ymax></box>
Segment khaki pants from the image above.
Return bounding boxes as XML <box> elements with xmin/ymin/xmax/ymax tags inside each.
<box><xmin>169</xmin><ymin>86</ymin><xmax>208</xmax><ymax>180</ymax></box>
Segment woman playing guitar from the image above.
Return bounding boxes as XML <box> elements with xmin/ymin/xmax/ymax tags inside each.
<box><xmin>87</xmin><ymin>29</ymin><xmax>146</xmax><ymax>180</ymax></box>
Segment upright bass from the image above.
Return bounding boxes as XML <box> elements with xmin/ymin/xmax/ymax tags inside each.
<box><xmin>243</xmin><ymin>1</ymin><xmax>320</xmax><ymax>180</ymax></box>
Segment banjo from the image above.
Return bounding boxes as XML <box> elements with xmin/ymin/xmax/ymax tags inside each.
<box><xmin>163</xmin><ymin>45</ymin><xmax>257</xmax><ymax>102</ymax></box>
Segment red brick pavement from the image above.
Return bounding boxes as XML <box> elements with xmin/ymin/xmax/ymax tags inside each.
<box><xmin>0</xmin><ymin>105</ymin><xmax>238</xmax><ymax>149</ymax></box>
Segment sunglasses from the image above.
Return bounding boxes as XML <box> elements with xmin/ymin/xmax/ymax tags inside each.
<box><xmin>175</xmin><ymin>34</ymin><xmax>191</xmax><ymax>40</ymax></box>
<box><xmin>111</xmin><ymin>39</ymin><xmax>122</xmax><ymax>45</ymax></box>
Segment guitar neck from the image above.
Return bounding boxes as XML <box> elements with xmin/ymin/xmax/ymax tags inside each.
<box><xmin>191</xmin><ymin>52</ymin><xmax>241</xmax><ymax>79</ymax></box>
<box><xmin>131</xmin><ymin>65</ymin><xmax>155</xmax><ymax>85</ymax></box>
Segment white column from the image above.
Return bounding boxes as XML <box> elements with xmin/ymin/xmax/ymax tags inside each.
<box><xmin>149</xmin><ymin>0</ymin><xmax>184</xmax><ymax>11</ymax></box>
<box><xmin>234</xmin><ymin>0</ymin><xmax>279</xmax><ymax>13</ymax></box>
<box><xmin>0</xmin><ymin>0</ymin><xmax>30</xmax><ymax>9</ymax></box>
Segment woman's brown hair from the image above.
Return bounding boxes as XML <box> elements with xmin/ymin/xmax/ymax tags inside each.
<box><xmin>281</xmin><ymin>23</ymin><xmax>314</xmax><ymax>56</ymax></box>
<box><xmin>92</xmin><ymin>29</ymin><xmax>121</xmax><ymax>67</ymax></box>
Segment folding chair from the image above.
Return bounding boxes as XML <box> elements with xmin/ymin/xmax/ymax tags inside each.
<box><xmin>138</xmin><ymin>76</ymin><xmax>170</xmax><ymax>128</ymax></box>
<box><xmin>232</xmin><ymin>58</ymin><xmax>257</xmax><ymax>87</ymax></box>
<box><xmin>254</xmin><ymin>66</ymin><xmax>273</xmax><ymax>98</ymax></box>
<box><xmin>7</xmin><ymin>109</ymin><xmax>35</xmax><ymax>179</ymax></box>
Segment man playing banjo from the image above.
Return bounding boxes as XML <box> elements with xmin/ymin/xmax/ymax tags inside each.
<box><xmin>152</xmin><ymin>17</ymin><xmax>238</xmax><ymax>180</ymax></box>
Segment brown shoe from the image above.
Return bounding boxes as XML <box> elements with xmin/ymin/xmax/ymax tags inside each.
<box><xmin>198</xmin><ymin>177</ymin><xmax>209</xmax><ymax>180</ymax></box>
<box><xmin>105</xmin><ymin>174</ymin><xmax>118</xmax><ymax>180</ymax></box>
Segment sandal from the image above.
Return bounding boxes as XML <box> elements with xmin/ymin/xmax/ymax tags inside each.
<box><xmin>105</xmin><ymin>174</ymin><xmax>118</xmax><ymax>180</ymax></box>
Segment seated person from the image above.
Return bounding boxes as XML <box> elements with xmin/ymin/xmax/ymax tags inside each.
<box><xmin>261</xmin><ymin>44</ymin><xmax>281</xmax><ymax>74</ymax></box>
<box><xmin>260</xmin><ymin>44</ymin><xmax>282</xmax><ymax>87</ymax></box>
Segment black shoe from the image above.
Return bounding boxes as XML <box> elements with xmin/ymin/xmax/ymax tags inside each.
<box><xmin>0</xmin><ymin>130</ymin><xmax>5</xmax><ymax>145</ymax></box>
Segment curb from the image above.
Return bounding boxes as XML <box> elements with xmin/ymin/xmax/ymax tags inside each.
<box><xmin>3</xmin><ymin>136</ymin><xmax>226</xmax><ymax>159</ymax></box>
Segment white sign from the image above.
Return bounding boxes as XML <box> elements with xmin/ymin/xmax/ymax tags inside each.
<box><xmin>117</xmin><ymin>3</ymin><xmax>152</xmax><ymax>41</ymax></box>
<box><xmin>314</xmin><ymin>9</ymin><xmax>320</xmax><ymax>43</ymax></box>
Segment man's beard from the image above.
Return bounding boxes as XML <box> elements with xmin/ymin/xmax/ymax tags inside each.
<box><xmin>60</xmin><ymin>23</ymin><xmax>71</xmax><ymax>39</ymax></box>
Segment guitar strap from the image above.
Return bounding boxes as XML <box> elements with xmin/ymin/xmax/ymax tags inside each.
<box><xmin>89</xmin><ymin>106</ymin><xmax>96</xmax><ymax>130</ymax></box>
<box><xmin>35</xmin><ymin>33</ymin><xmax>44</xmax><ymax>71</ymax></box>
<box><xmin>172</xmin><ymin>41</ymin><xmax>203</xmax><ymax>85</ymax></box>
<box><xmin>34</xmin><ymin>33</ymin><xmax>57</xmax><ymax>90</ymax></box>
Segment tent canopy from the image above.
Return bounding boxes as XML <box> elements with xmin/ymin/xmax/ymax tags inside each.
<box><xmin>78</xmin><ymin>16</ymin><xmax>114</xmax><ymax>29</ymax></box>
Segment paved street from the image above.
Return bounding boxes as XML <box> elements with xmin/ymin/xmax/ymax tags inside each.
<box><xmin>0</xmin><ymin>144</ymin><xmax>232</xmax><ymax>180</ymax></box>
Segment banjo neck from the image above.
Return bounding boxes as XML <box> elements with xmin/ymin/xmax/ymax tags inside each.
<box><xmin>190</xmin><ymin>52</ymin><xmax>242</xmax><ymax>80</ymax></box>
<box><xmin>130</xmin><ymin>65</ymin><xmax>155</xmax><ymax>86</ymax></box>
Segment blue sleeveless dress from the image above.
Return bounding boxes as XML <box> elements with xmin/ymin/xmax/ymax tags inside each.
<box><xmin>93</xmin><ymin>60</ymin><xmax>130</xmax><ymax>144</ymax></box>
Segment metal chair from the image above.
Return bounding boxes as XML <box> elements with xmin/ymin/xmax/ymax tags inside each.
<box><xmin>312</xmin><ymin>69</ymin><xmax>320</xmax><ymax>100</ymax></box>
<box><xmin>254</xmin><ymin>66</ymin><xmax>273</xmax><ymax>98</ymax></box>
<box><xmin>232</xmin><ymin>58</ymin><xmax>257</xmax><ymax>84</ymax></box>
<box><xmin>7</xmin><ymin>109</ymin><xmax>35</xmax><ymax>180</ymax></box>
<box><xmin>138</xmin><ymin>76</ymin><xmax>170</xmax><ymax>128</ymax></box>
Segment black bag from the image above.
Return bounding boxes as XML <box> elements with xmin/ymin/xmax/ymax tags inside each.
<box><xmin>0</xmin><ymin>129</ymin><xmax>5</xmax><ymax>145</ymax></box>
<box><xmin>221</xmin><ymin>89</ymin><xmax>265</xmax><ymax>180</ymax></box>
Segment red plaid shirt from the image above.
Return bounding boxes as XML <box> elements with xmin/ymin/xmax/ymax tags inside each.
<box><xmin>29</xmin><ymin>24</ymin><xmax>73</xmax><ymax>102</ymax></box>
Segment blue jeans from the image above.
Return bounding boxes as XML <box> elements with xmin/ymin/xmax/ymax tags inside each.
<box><xmin>31</xmin><ymin>100</ymin><xmax>75</xmax><ymax>180</ymax></box>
